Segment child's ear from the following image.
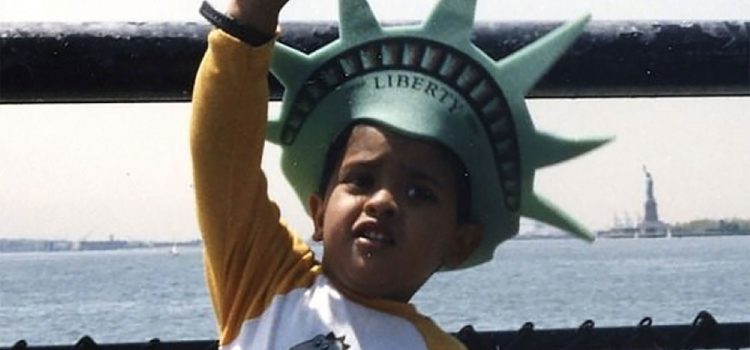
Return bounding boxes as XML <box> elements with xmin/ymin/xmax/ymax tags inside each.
<box><xmin>443</xmin><ymin>224</ymin><xmax>483</xmax><ymax>268</ymax></box>
<box><xmin>308</xmin><ymin>194</ymin><xmax>326</xmax><ymax>242</ymax></box>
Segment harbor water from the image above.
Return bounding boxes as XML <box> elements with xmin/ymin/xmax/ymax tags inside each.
<box><xmin>1</xmin><ymin>236</ymin><xmax>748</xmax><ymax>345</ymax></box>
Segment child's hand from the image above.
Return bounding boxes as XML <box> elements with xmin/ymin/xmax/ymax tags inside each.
<box><xmin>227</xmin><ymin>0</ymin><xmax>290</xmax><ymax>37</ymax></box>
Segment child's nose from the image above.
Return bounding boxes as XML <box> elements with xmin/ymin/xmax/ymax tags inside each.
<box><xmin>364</xmin><ymin>188</ymin><xmax>399</xmax><ymax>219</ymax></box>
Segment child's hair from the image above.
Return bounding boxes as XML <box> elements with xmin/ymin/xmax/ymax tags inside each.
<box><xmin>317</xmin><ymin>121</ymin><xmax>472</xmax><ymax>224</ymax></box>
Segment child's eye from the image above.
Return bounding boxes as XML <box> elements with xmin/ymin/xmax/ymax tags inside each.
<box><xmin>406</xmin><ymin>185</ymin><xmax>436</xmax><ymax>202</ymax></box>
<box><xmin>345</xmin><ymin>173</ymin><xmax>373</xmax><ymax>190</ymax></box>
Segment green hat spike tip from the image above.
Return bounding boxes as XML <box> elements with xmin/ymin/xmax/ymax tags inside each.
<box><xmin>338</xmin><ymin>0</ymin><xmax>382</xmax><ymax>41</ymax></box>
<box><xmin>530</xmin><ymin>131</ymin><xmax>613</xmax><ymax>169</ymax></box>
<box><xmin>423</xmin><ymin>0</ymin><xmax>477</xmax><ymax>42</ymax></box>
<box><xmin>271</xmin><ymin>42</ymin><xmax>313</xmax><ymax>90</ymax></box>
<box><xmin>521</xmin><ymin>193</ymin><xmax>595</xmax><ymax>241</ymax></box>
<box><xmin>494</xmin><ymin>14</ymin><xmax>590</xmax><ymax>98</ymax></box>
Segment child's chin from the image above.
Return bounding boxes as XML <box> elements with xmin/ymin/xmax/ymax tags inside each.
<box><xmin>344</xmin><ymin>265</ymin><xmax>393</xmax><ymax>289</ymax></box>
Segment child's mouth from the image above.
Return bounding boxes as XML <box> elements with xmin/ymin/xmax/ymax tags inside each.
<box><xmin>357</xmin><ymin>231</ymin><xmax>396</xmax><ymax>246</ymax></box>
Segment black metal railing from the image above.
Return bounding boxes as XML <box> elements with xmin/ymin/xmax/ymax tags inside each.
<box><xmin>1</xmin><ymin>20</ymin><xmax>748</xmax><ymax>103</ymax></box>
<box><xmin>454</xmin><ymin>311</ymin><xmax>750</xmax><ymax>350</ymax></box>
<box><xmin>6</xmin><ymin>311</ymin><xmax>749</xmax><ymax>350</ymax></box>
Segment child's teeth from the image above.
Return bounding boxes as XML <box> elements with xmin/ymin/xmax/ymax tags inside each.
<box><xmin>364</xmin><ymin>231</ymin><xmax>386</xmax><ymax>241</ymax></box>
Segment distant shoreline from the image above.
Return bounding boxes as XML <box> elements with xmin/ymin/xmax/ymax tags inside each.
<box><xmin>0</xmin><ymin>238</ymin><xmax>202</xmax><ymax>253</ymax></box>
<box><xmin>3</xmin><ymin>229</ymin><xmax>748</xmax><ymax>253</ymax></box>
<box><xmin>596</xmin><ymin>219</ymin><xmax>750</xmax><ymax>239</ymax></box>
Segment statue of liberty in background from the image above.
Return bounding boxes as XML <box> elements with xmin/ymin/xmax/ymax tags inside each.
<box><xmin>644</xmin><ymin>166</ymin><xmax>654</xmax><ymax>202</ymax></box>
<box><xmin>641</xmin><ymin>166</ymin><xmax>668</xmax><ymax>236</ymax></box>
<box><xmin>642</xmin><ymin>166</ymin><xmax>658</xmax><ymax>223</ymax></box>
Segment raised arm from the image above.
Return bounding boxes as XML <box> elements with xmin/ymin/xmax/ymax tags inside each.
<box><xmin>190</xmin><ymin>0</ymin><xmax>317</xmax><ymax>342</ymax></box>
<box><xmin>190</xmin><ymin>0</ymin><xmax>284</xmax><ymax>265</ymax></box>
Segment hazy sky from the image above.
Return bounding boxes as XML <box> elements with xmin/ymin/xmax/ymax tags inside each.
<box><xmin>1</xmin><ymin>0</ymin><xmax>749</xmax><ymax>241</ymax></box>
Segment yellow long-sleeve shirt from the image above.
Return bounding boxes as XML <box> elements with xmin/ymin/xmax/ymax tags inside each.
<box><xmin>190</xmin><ymin>29</ymin><xmax>466</xmax><ymax>350</ymax></box>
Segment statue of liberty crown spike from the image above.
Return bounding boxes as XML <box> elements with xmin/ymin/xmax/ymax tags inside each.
<box><xmin>266</xmin><ymin>0</ymin><xmax>611</xmax><ymax>269</ymax></box>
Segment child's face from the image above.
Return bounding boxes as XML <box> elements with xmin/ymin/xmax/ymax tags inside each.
<box><xmin>309</xmin><ymin>124</ymin><xmax>481</xmax><ymax>302</ymax></box>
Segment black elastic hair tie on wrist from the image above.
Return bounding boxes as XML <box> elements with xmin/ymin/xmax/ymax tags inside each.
<box><xmin>199</xmin><ymin>0</ymin><xmax>274</xmax><ymax>46</ymax></box>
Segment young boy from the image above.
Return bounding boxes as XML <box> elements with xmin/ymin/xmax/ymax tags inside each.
<box><xmin>191</xmin><ymin>0</ymin><xmax>603</xmax><ymax>348</ymax></box>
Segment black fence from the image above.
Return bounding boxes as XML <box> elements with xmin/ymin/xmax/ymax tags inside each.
<box><xmin>1</xmin><ymin>20</ymin><xmax>749</xmax><ymax>103</ymax></box>
<box><xmin>5</xmin><ymin>312</ymin><xmax>750</xmax><ymax>350</ymax></box>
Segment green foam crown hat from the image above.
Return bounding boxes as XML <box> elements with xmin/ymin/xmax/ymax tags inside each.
<box><xmin>266</xmin><ymin>0</ymin><xmax>610</xmax><ymax>269</ymax></box>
